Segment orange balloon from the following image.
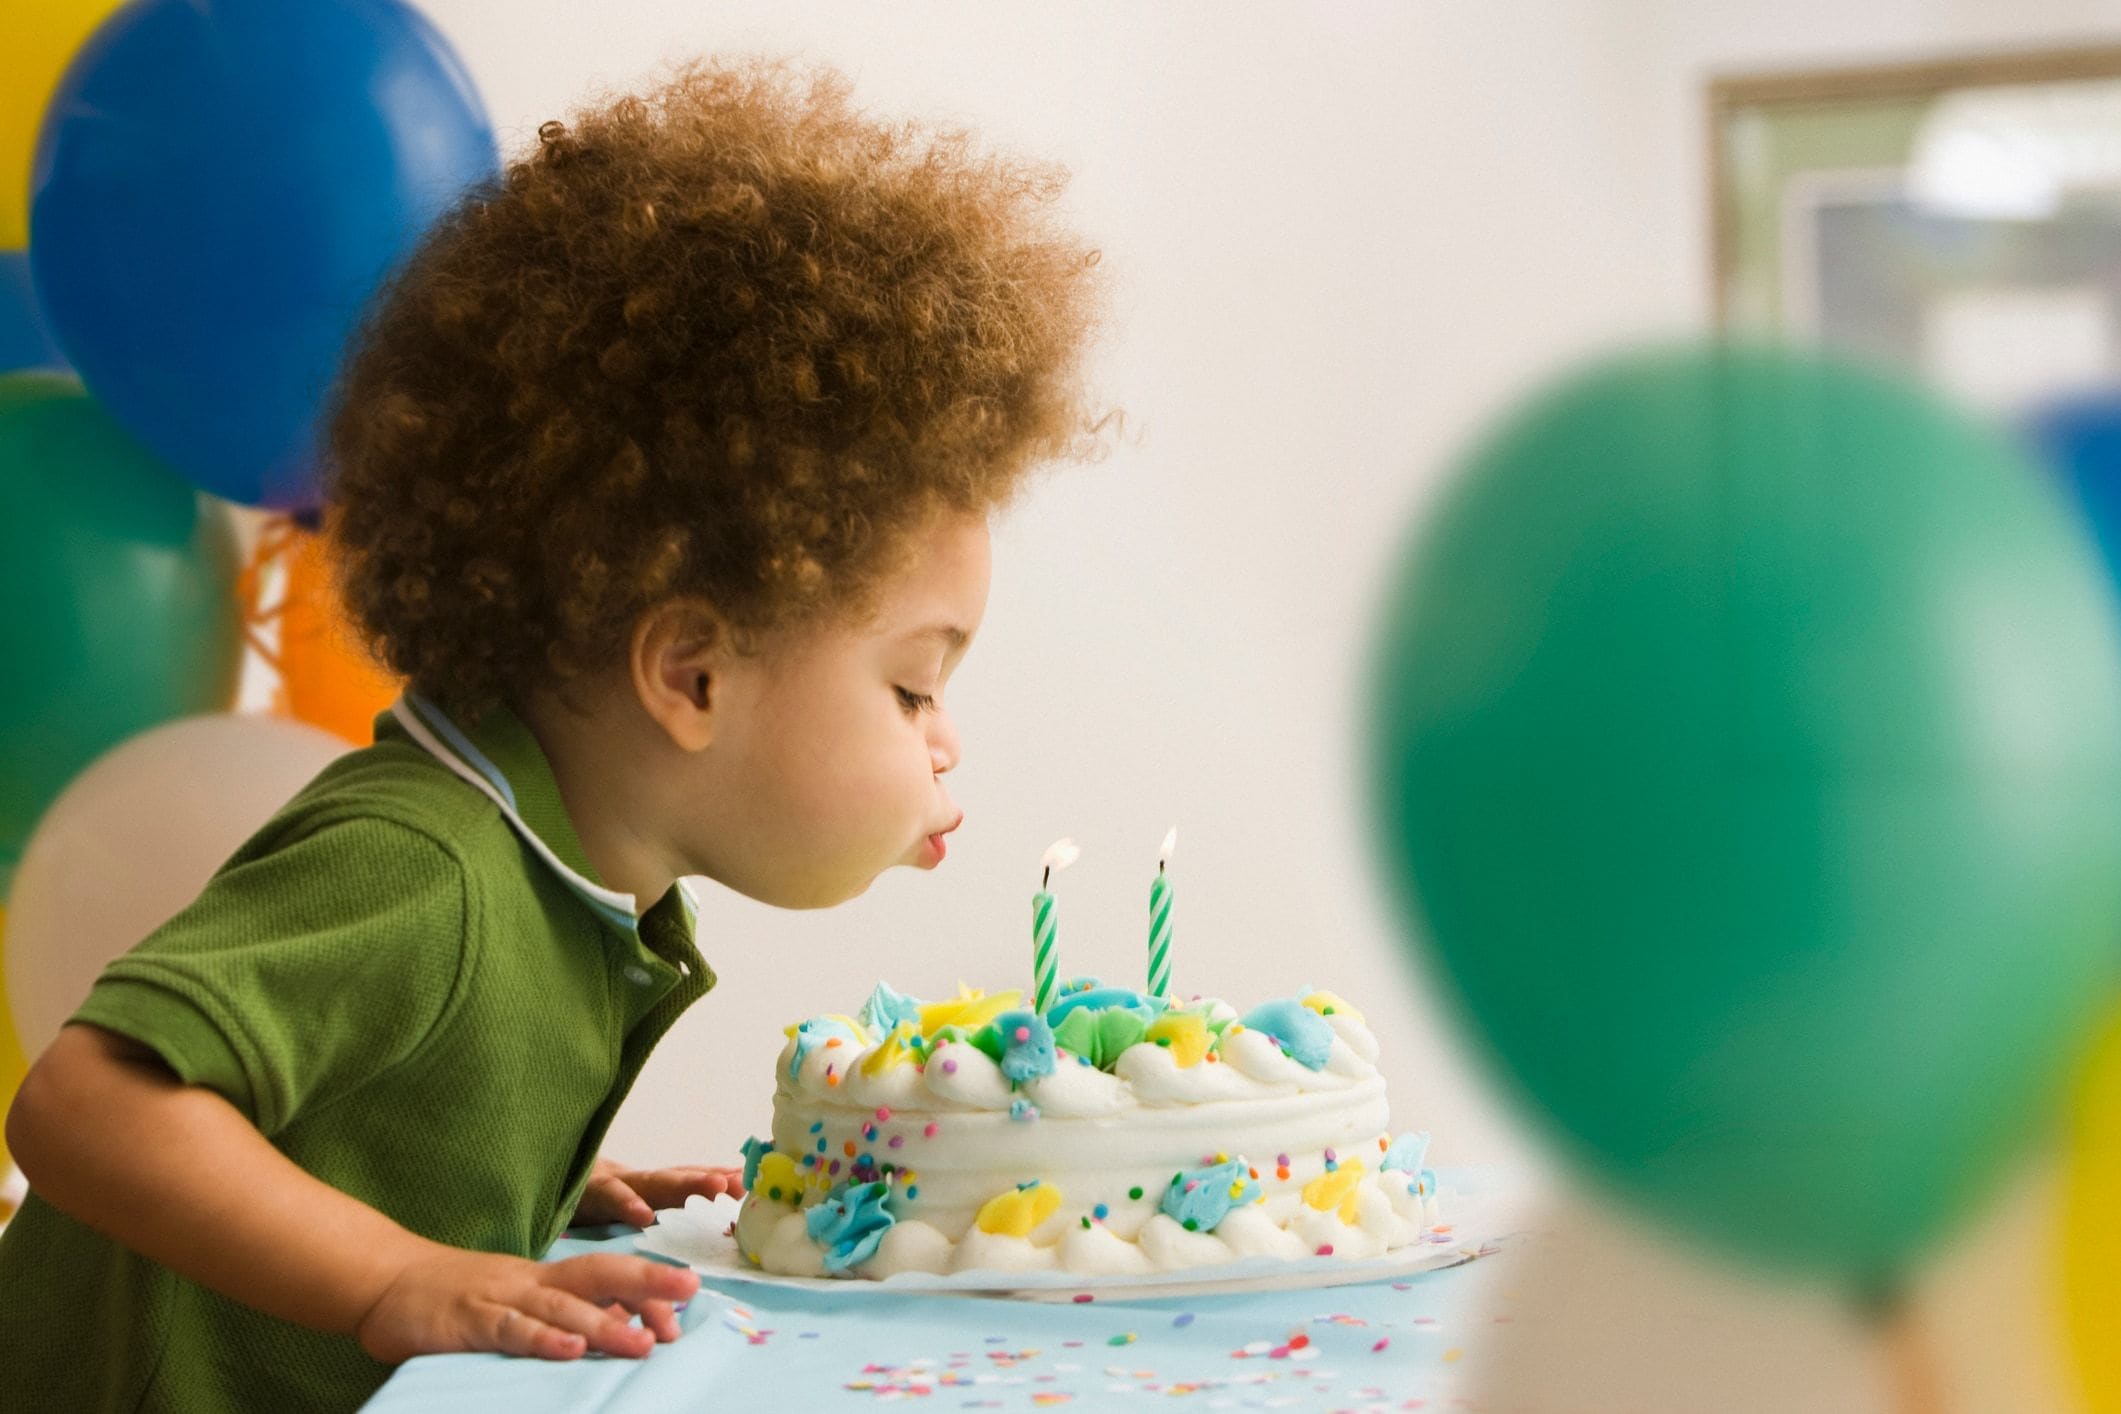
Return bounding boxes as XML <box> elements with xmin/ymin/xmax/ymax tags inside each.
<box><xmin>240</xmin><ymin>517</ymin><xmax>398</xmax><ymax>744</ymax></box>
<box><xmin>0</xmin><ymin>903</ymin><xmax>28</xmax><ymax>1192</ymax></box>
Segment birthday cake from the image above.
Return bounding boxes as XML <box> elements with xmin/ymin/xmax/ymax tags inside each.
<box><xmin>732</xmin><ymin>978</ymin><xmax>1443</xmax><ymax>1279</ymax></box>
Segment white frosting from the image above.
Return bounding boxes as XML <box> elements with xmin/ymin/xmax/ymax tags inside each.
<box><xmin>864</xmin><ymin>1219</ymin><xmax>953</xmax><ymax>1277</ymax></box>
<box><xmin>1057</xmin><ymin>1220</ymin><xmax>1158</xmax><ymax>1276</ymax></box>
<box><xmin>952</xmin><ymin>1227</ymin><xmax>1056</xmax><ymax>1273</ymax></box>
<box><xmin>741</xmin><ymin>992</ymin><xmax>1443</xmax><ymax>1278</ymax></box>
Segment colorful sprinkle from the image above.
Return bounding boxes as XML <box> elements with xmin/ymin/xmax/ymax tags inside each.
<box><xmin>1316</xmin><ymin>1243</ymin><xmax>1334</xmax><ymax>1256</ymax></box>
<box><xmin>1128</xmin><ymin>1186</ymin><xmax>1144</xmax><ymax>1200</ymax></box>
<box><xmin>875</xmin><ymin>1106</ymin><xmax>892</xmax><ymax>1122</ymax></box>
<box><xmin>941</xmin><ymin>1058</ymin><xmax>959</xmax><ymax>1074</ymax></box>
<box><xmin>888</xmin><ymin>1135</ymin><xmax>904</xmax><ymax>1149</ymax></box>
<box><xmin>1093</xmin><ymin>1203</ymin><xmax>1109</xmax><ymax>1220</ymax></box>
<box><xmin>1072</xmin><ymin>1293</ymin><xmax>1094</xmax><ymax>1304</ymax></box>
<box><xmin>923</xmin><ymin>1122</ymin><xmax>940</xmax><ymax>1138</ymax></box>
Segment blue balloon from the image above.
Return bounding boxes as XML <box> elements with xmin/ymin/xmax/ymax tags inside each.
<box><xmin>2028</xmin><ymin>391</ymin><xmax>2121</xmax><ymax>584</ymax></box>
<box><xmin>0</xmin><ymin>252</ymin><xmax>66</xmax><ymax>375</ymax></box>
<box><xmin>28</xmin><ymin>0</ymin><xmax>498</xmax><ymax>508</ymax></box>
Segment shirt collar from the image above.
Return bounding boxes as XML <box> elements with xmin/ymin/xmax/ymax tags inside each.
<box><xmin>381</xmin><ymin>691</ymin><xmax>698</xmax><ymax>939</ymax></box>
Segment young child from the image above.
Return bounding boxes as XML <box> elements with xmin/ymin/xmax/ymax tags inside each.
<box><xmin>0</xmin><ymin>58</ymin><xmax>1104</xmax><ymax>1410</ymax></box>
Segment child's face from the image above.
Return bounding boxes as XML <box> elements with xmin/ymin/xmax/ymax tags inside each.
<box><xmin>687</xmin><ymin>511</ymin><xmax>989</xmax><ymax>908</ymax></box>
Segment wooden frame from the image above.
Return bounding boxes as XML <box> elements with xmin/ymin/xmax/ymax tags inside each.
<box><xmin>1707</xmin><ymin>43</ymin><xmax>2121</xmax><ymax>325</ymax></box>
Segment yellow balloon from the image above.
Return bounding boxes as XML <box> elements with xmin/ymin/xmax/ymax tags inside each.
<box><xmin>2062</xmin><ymin>1007</ymin><xmax>2121</xmax><ymax>1410</ymax></box>
<box><xmin>0</xmin><ymin>905</ymin><xmax>26</xmax><ymax>1181</ymax></box>
<box><xmin>3</xmin><ymin>1</ymin><xmax>124</xmax><ymax>248</ymax></box>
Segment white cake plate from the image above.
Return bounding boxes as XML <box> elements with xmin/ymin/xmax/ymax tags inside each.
<box><xmin>636</xmin><ymin>1192</ymin><xmax>1506</xmax><ymax>1303</ymax></box>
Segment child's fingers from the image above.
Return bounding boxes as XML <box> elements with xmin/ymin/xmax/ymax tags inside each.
<box><xmin>485</xmin><ymin>1303</ymin><xmax>588</xmax><ymax>1362</ymax></box>
<box><xmin>637</xmin><ymin>1297</ymin><xmax>681</xmax><ymax>1343</ymax></box>
<box><xmin>545</xmin><ymin>1252</ymin><xmax>700</xmax><ymax>1310</ymax></box>
<box><xmin>579</xmin><ymin>1172</ymin><xmax>655</xmax><ymax>1225</ymax></box>
<box><xmin>518</xmin><ymin>1287</ymin><xmax>648</xmax><ymax>1357</ymax></box>
<box><xmin>625</xmin><ymin>1166</ymin><xmax>744</xmax><ymax>1207</ymax></box>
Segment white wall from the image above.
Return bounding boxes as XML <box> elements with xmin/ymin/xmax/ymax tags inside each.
<box><xmin>410</xmin><ymin>1</ymin><xmax>2121</xmax><ymax>1176</ymax></box>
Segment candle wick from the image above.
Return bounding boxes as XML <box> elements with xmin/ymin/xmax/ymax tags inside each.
<box><xmin>1158</xmin><ymin>860</ymin><xmax>1166</xmax><ymax>875</ymax></box>
<box><xmin>1042</xmin><ymin>866</ymin><xmax>1051</xmax><ymax>889</ymax></box>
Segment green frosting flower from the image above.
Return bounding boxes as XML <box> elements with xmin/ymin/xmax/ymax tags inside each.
<box><xmin>1051</xmin><ymin>1005</ymin><xmax>1150</xmax><ymax>1070</ymax></box>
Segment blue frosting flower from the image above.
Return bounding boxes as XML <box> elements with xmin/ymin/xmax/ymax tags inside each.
<box><xmin>858</xmin><ymin>982</ymin><xmax>922</xmax><ymax>1037</ymax></box>
<box><xmin>1239</xmin><ymin>997</ymin><xmax>1335</xmax><ymax>1071</ymax></box>
<box><xmin>1160</xmin><ymin>1158</ymin><xmax>1260</xmax><ymax>1234</ymax></box>
<box><xmin>805</xmin><ymin>1179</ymin><xmax>897</xmax><ymax>1274</ymax></box>
<box><xmin>993</xmin><ymin>1009</ymin><xmax>1057</xmax><ymax>1083</ymax></box>
<box><xmin>787</xmin><ymin>1015</ymin><xmax>863</xmax><ymax>1079</ymax></box>
<box><xmin>1380</xmin><ymin>1130</ymin><xmax>1436</xmax><ymax>1198</ymax></box>
<box><xmin>1045</xmin><ymin>985</ymin><xmax>1168</xmax><ymax>1025</ymax></box>
<box><xmin>1380</xmin><ymin>1130</ymin><xmax>1429</xmax><ymax>1174</ymax></box>
<box><xmin>740</xmin><ymin>1135</ymin><xmax>774</xmax><ymax>1190</ymax></box>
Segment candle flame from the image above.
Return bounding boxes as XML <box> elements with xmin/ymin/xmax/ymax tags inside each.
<box><xmin>1160</xmin><ymin>826</ymin><xmax>1178</xmax><ymax>867</ymax></box>
<box><xmin>1040</xmin><ymin>837</ymin><xmax>1081</xmax><ymax>875</ymax></box>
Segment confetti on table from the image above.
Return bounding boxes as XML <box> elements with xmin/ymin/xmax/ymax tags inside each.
<box><xmin>1172</xmin><ymin>1312</ymin><xmax>1195</xmax><ymax>1328</ymax></box>
<box><xmin>1107</xmin><ymin>1332</ymin><xmax>1136</xmax><ymax>1346</ymax></box>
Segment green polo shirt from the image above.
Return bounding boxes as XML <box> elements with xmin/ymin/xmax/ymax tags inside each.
<box><xmin>0</xmin><ymin>694</ymin><xmax>714</xmax><ymax>1412</ymax></box>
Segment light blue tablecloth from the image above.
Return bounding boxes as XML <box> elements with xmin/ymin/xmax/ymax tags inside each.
<box><xmin>366</xmin><ymin>1171</ymin><xmax>1516</xmax><ymax>1412</ymax></box>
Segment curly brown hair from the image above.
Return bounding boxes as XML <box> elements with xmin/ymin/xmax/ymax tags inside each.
<box><xmin>323</xmin><ymin>57</ymin><xmax>1106</xmax><ymax>720</ymax></box>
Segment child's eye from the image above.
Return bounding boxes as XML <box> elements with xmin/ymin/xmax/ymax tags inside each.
<box><xmin>895</xmin><ymin>686</ymin><xmax>936</xmax><ymax>715</ymax></box>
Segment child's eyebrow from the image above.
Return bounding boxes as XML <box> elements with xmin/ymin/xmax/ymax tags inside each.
<box><xmin>901</xmin><ymin>624</ymin><xmax>969</xmax><ymax>652</ymax></box>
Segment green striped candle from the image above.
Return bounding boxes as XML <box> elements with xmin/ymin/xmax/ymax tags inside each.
<box><xmin>1033</xmin><ymin>838</ymin><xmax>1079</xmax><ymax>1013</ymax></box>
<box><xmin>1148</xmin><ymin>826</ymin><xmax>1177</xmax><ymax>997</ymax></box>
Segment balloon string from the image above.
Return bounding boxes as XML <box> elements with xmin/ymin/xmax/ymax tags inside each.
<box><xmin>1879</xmin><ymin>1298</ymin><xmax>1944</xmax><ymax>1414</ymax></box>
<box><xmin>237</xmin><ymin>513</ymin><xmax>299</xmax><ymax>710</ymax></box>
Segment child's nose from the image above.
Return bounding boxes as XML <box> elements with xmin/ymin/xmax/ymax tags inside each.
<box><xmin>930</xmin><ymin>712</ymin><xmax>961</xmax><ymax>775</ymax></box>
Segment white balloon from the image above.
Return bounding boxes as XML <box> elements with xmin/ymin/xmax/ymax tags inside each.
<box><xmin>4</xmin><ymin>713</ymin><xmax>348</xmax><ymax>1059</ymax></box>
<box><xmin>1460</xmin><ymin>1191</ymin><xmax>1891</xmax><ymax>1413</ymax></box>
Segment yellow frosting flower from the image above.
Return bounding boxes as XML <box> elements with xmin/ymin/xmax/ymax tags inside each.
<box><xmin>861</xmin><ymin>1020</ymin><xmax>922</xmax><ymax>1076</ymax></box>
<box><xmin>920</xmin><ymin>983</ymin><xmax>1023</xmax><ymax>1036</ymax></box>
<box><xmin>976</xmin><ymin>1181</ymin><xmax>1063</xmax><ymax>1237</ymax></box>
<box><xmin>755</xmin><ymin>1153</ymin><xmax>804</xmax><ymax>1203</ymax></box>
<box><xmin>1301</xmin><ymin>990</ymin><xmax>1364</xmax><ymax>1026</ymax></box>
<box><xmin>1145</xmin><ymin>1011</ymin><xmax>1212</xmax><ymax>1068</ymax></box>
<box><xmin>1301</xmin><ymin>1157</ymin><xmax>1368</xmax><ymax>1224</ymax></box>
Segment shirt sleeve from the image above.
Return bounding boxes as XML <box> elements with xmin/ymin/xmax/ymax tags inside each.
<box><xmin>68</xmin><ymin>815</ymin><xmax>470</xmax><ymax>1137</ymax></box>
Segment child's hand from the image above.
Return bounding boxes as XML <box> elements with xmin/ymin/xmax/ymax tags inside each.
<box><xmin>575</xmin><ymin>1157</ymin><xmax>746</xmax><ymax>1227</ymax></box>
<box><xmin>356</xmin><ymin>1245</ymin><xmax>699</xmax><ymax>1363</ymax></box>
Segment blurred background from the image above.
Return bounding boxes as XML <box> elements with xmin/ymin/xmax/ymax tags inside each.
<box><xmin>7</xmin><ymin>2</ymin><xmax>2121</xmax><ymax>1408</ymax></box>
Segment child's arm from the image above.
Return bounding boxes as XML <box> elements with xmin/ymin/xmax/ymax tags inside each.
<box><xmin>8</xmin><ymin>1024</ymin><xmax>699</xmax><ymax>1363</ymax></box>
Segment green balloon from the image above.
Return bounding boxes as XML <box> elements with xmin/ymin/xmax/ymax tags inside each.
<box><xmin>0</xmin><ymin>372</ymin><xmax>242</xmax><ymax>867</ymax></box>
<box><xmin>1368</xmin><ymin>343</ymin><xmax>2121</xmax><ymax>1283</ymax></box>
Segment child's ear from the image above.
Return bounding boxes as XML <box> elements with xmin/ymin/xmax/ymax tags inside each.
<box><xmin>630</xmin><ymin>598</ymin><xmax>727</xmax><ymax>752</ymax></box>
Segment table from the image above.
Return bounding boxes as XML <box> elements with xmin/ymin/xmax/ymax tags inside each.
<box><xmin>366</xmin><ymin>1171</ymin><xmax>1521</xmax><ymax>1412</ymax></box>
